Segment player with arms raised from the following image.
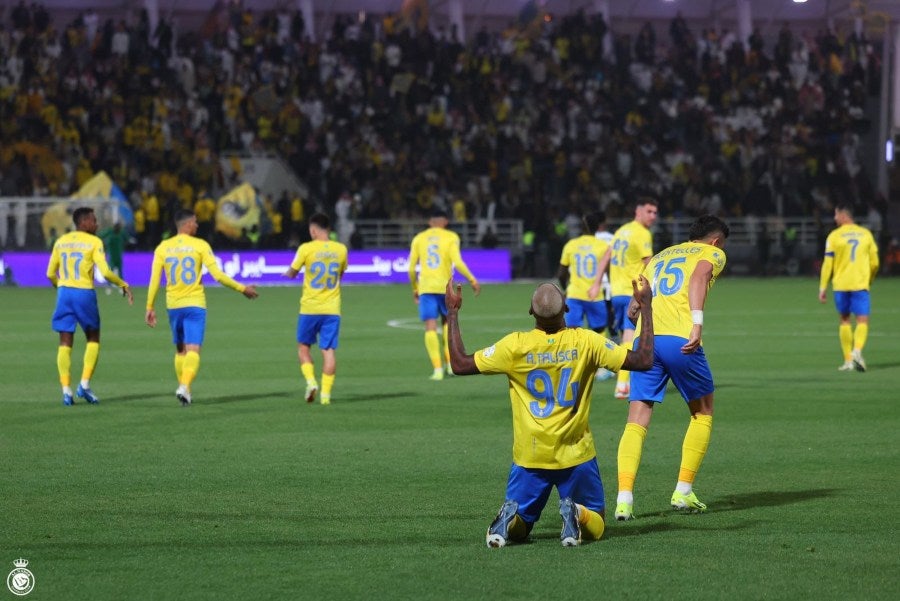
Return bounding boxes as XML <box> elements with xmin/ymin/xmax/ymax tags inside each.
<box><xmin>446</xmin><ymin>276</ymin><xmax>655</xmax><ymax>547</ymax></box>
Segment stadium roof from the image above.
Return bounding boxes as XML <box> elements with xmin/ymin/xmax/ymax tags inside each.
<box><xmin>23</xmin><ymin>1</ymin><xmax>900</xmax><ymax>28</ymax></box>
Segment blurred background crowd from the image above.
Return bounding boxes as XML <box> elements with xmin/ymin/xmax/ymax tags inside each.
<box><xmin>0</xmin><ymin>0</ymin><xmax>892</xmax><ymax>255</ymax></box>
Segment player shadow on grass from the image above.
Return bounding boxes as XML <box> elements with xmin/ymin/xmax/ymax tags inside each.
<box><xmin>200</xmin><ymin>391</ymin><xmax>417</xmax><ymax>404</ymax></box>
<box><xmin>708</xmin><ymin>488</ymin><xmax>838</xmax><ymax>512</ymax></box>
<box><xmin>101</xmin><ymin>392</ymin><xmax>180</xmax><ymax>403</ymax></box>
<box><xmin>327</xmin><ymin>392</ymin><xmax>417</xmax><ymax>403</ymax></box>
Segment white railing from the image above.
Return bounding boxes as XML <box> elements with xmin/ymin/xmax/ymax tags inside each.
<box><xmin>0</xmin><ymin>197</ymin><xmax>121</xmax><ymax>249</ymax></box>
<box><xmin>353</xmin><ymin>218</ymin><xmax>524</xmax><ymax>249</ymax></box>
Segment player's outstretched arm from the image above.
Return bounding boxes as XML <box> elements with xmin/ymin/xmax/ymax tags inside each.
<box><xmin>242</xmin><ymin>285</ymin><xmax>259</xmax><ymax>299</ymax></box>
<box><xmin>681</xmin><ymin>260</ymin><xmax>713</xmax><ymax>354</ymax></box>
<box><xmin>818</xmin><ymin>254</ymin><xmax>833</xmax><ymax>303</ymax></box>
<box><xmin>445</xmin><ymin>280</ymin><xmax>480</xmax><ymax>375</ymax></box>
<box><xmin>587</xmin><ymin>248</ymin><xmax>611</xmax><ymax>300</ymax></box>
<box><xmin>621</xmin><ymin>275</ymin><xmax>653</xmax><ymax>371</ymax></box>
<box><xmin>556</xmin><ymin>263</ymin><xmax>569</xmax><ymax>292</ymax></box>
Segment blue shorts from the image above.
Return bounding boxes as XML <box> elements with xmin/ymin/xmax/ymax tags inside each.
<box><xmin>51</xmin><ymin>287</ymin><xmax>100</xmax><ymax>333</ymax></box>
<box><xmin>564</xmin><ymin>299</ymin><xmax>608</xmax><ymax>330</ymax></box>
<box><xmin>504</xmin><ymin>459</ymin><xmax>605</xmax><ymax>525</ymax></box>
<box><xmin>611</xmin><ymin>295</ymin><xmax>636</xmax><ymax>331</ymax></box>
<box><xmin>630</xmin><ymin>335</ymin><xmax>714</xmax><ymax>403</ymax></box>
<box><xmin>167</xmin><ymin>307</ymin><xmax>207</xmax><ymax>346</ymax></box>
<box><xmin>833</xmin><ymin>290</ymin><xmax>870</xmax><ymax>317</ymax></box>
<box><xmin>418</xmin><ymin>293</ymin><xmax>447</xmax><ymax>322</ymax></box>
<box><xmin>297</xmin><ymin>314</ymin><xmax>341</xmax><ymax>349</ymax></box>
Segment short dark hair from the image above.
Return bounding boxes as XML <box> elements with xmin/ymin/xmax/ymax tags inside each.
<box><xmin>430</xmin><ymin>207</ymin><xmax>449</xmax><ymax>219</ymax></box>
<box><xmin>72</xmin><ymin>207</ymin><xmax>94</xmax><ymax>226</ymax></box>
<box><xmin>689</xmin><ymin>214</ymin><xmax>730</xmax><ymax>241</ymax></box>
<box><xmin>309</xmin><ymin>212</ymin><xmax>330</xmax><ymax>229</ymax></box>
<box><xmin>174</xmin><ymin>209</ymin><xmax>195</xmax><ymax>226</ymax></box>
<box><xmin>636</xmin><ymin>196</ymin><xmax>658</xmax><ymax>208</ymax></box>
<box><xmin>834</xmin><ymin>201</ymin><xmax>854</xmax><ymax>216</ymax></box>
<box><xmin>583</xmin><ymin>212</ymin><xmax>603</xmax><ymax>233</ymax></box>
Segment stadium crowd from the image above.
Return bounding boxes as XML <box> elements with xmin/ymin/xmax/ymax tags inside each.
<box><xmin>0</xmin><ymin>1</ymin><xmax>888</xmax><ymax>251</ymax></box>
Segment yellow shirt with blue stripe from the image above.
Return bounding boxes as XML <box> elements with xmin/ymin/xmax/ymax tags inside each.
<box><xmin>819</xmin><ymin>224</ymin><xmax>878</xmax><ymax>292</ymax></box>
<box><xmin>146</xmin><ymin>234</ymin><xmax>245</xmax><ymax>310</ymax></box>
<box><xmin>408</xmin><ymin>227</ymin><xmax>476</xmax><ymax>294</ymax></box>
<box><xmin>47</xmin><ymin>231</ymin><xmax>127</xmax><ymax>289</ymax></box>
<box><xmin>290</xmin><ymin>239</ymin><xmax>348</xmax><ymax>315</ymax></box>
<box><xmin>560</xmin><ymin>235</ymin><xmax>610</xmax><ymax>301</ymax></box>
<box><xmin>639</xmin><ymin>242</ymin><xmax>726</xmax><ymax>338</ymax></box>
<box><xmin>609</xmin><ymin>220</ymin><xmax>653</xmax><ymax>297</ymax></box>
<box><xmin>474</xmin><ymin>328</ymin><xmax>628</xmax><ymax>470</ymax></box>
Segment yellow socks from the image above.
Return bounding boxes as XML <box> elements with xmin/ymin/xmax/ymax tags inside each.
<box><xmin>853</xmin><ymin>322</ymin><xmax>869</xmax><ymax>351</ymax></box>
<box><xmin>57</xmin><ymin>346</ymin><xmax>72</xmax><ymax>387</ymax></box>
<box><xmin>301</xmin><ymin>362</ymin><xmax>317</xmax><ymax>388</ymax></box>
<box><xmin>839</xmin><ymin>323</ymin><xmax>853</xmax><ymax>361</ymax></box>
<box><xmin>678</xmin><ymin>414</ymin><xmax>713</xmax><ymax>484</ymax></box>
<box><xmin>617</xmin><ymin>422</ymin><xmax>647</xmax><ymax>494</ymax></box>
<box><xmin>81</xmin><ymin>341</ymin><xmax>99</xmax><ymax>382</ymax></box>
<box><xmin>424</xmin><ymin>330</ymin><xmax>442</xmax><ymax>369</ymax></box>
<box><xmin>181</xmin><ymin>351</ymin><xmax>200</xmax><ymax>387</ymax></box>
<box><xmin>442</xmin><ymin>322</ymin><xmax>450</xmax><ymax>365</ymax></box>
<box><xmin>321</xmin><ymin>373</ymin><xmax>335</xmax><ymax>404</ymax></box>
<box><xmin>577</xmin><ymin>504</ymin><xmax>606</xmax><ymax>540</ymax></box>
<box><xmin>174</xmin><ymin>353</ymin><xmax>185</xmax><ymax>382</ymax></box>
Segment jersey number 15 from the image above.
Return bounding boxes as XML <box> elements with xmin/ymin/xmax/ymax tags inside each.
<box><xmin>650</xmin><ymin>257</ymin><xmax>686</xmax><ymax>296</ymax></box>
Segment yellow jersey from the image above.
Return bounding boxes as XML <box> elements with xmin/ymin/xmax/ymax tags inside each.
<box><xmin>408</xmin><ymin>227</ymin><xmax>476</xmax><ymax>294</ymax></box>
<box><xmin>47</xmin><ymin>231</ymin><xmax>126</xmax><ymax>289</ymax></box>
<box><xmin>639</xmin><ymin>241</ymin><xmax>726</xmax><ymax>338</ymax></box>
<box><xmin>560</xmin><ymin>235</ymin><xmax>610</xmax><ymax>301</ymax></box>
<box><xmin>474</xmin><ymin>328</ymin><xmax>628</xmax><ymax>470</ymax></box>
<box><xmin>146</xmin><ymin>234</ymin><xmax>245</xmax><ymax>310</ymax></box>
<box><xmin>290</xmin><ymin>239</ymin><xmax>348</xmax><ymax>315</ymax></box>
<box><xmin>609</xmin><ymin>220</ymin><xmax>653</xmax><ymax>296</ymax></box>
<box><xmin>820</xmin><ymin>224</ymin><xmax>879</xmax><ymax>292</ymax></box>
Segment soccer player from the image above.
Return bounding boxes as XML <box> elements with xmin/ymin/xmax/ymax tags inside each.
<box><xmin>145</xmin><ymin>209</ymin><xmax>259</xmax><ymax>406</ymax></box>
<box><xmin>47</xmin><ymin>207</ymin><xmax>134</xmax><ymax>405</ymax></box>
<box><xmin>284</xmin><ymin>213</ymin><xmax>348</xmax><ymax>405</ymax></box>
<box><xmin>589</xmin><ymin>198</ymin><xmax>658</xmax><ymax>399</ymax></box>
<box><xmin>594</xmin><ymin>211</ymin><xmax>614</xmax><ymax>314</ymax></box>
<box><xmin>408</xmin><ymin>208</ymin><xmax>480</xmax><ymax>380</ymax></box>
<box><xmin>614</xmin><ymin>214</ymin><xmax>729</xmax><ymax>521</ymax></box>
<box><xmin>557</xmin><ymin>212</ymin><xmax>611</xmax><ymax>334</ymax></box>
<box><xmin>99</xmin><ymin>222</ymin><xmax>128</xmax><ymax>295</ymax></box>
<box><xmin>818</xmin><ymin>202</ymin><xmax>879</xmax><ymax>372</ymax></box>
<box><xmin>445</xmin><ymin>277</ymin><xmax>655</xmax><ymax>547</ymax></box>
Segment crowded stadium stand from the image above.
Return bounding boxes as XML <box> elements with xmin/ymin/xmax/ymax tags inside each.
<box><xmin>2</xmin><ymin>0</ymin><xmax>900</xmax><ymax>276</ymax></box>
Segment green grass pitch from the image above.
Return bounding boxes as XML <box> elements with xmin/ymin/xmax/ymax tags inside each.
<box><xmin>1</xmin><ymin>277</ymin><xmax>898</xmax><ymax>600</ymax></box>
